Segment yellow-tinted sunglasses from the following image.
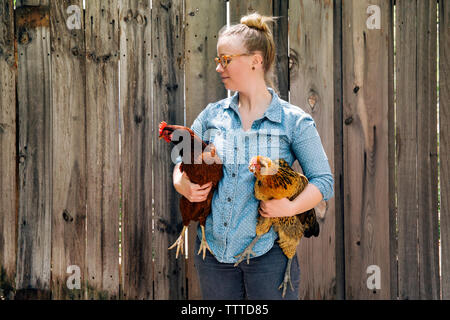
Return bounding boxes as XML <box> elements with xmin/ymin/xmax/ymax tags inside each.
<box><xmin>214</xmin><ymin>53</ymin><xmax>249</xmax><ymax>68</ymax></box>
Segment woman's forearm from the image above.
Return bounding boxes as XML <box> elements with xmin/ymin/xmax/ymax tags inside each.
<box><xmin>291</xmin><ymin>183</ymin><xmax>323</xmax><ymax>215</ymax></box>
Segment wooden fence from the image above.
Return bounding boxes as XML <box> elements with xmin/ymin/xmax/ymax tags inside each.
<box><xmin>0</xmin><ymin>0</ymin><xmax>449</xmax><ymax>300</ymax></box>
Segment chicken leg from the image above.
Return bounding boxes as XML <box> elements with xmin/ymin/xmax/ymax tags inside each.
<box><xmin>197</xmin><ymin>225</ymin><xmax>212</xmax><ymax>260</ymax></box>
<box><xmin>279</xmin><ymin>258</ymin><xmax>294</xmax><ymax>298</ymax></box>
<box><xmin>234</xmin><ymin>215</ymin><xmax>273</xmax><ymax>266</ymax></box>
<box><xmin>168</xmin><ymin>225</ymin><xmax>187</xmax><ymax>258</ymax></box>
<box><xmin>233</xmin><ymin>235</ymin><xmax>261</xmax><ymax>266</ymax></box>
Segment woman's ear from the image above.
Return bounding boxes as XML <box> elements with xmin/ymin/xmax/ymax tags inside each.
<box><xmin>252</xmin><ymin>52</ymin><xmax>264</xmax><ymax>67</ymax></box>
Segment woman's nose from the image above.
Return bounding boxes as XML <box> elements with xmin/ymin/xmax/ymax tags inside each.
<box><xmin>216</xmin><ymin>63</ymin><xmax>223</xmax><ymax>73</ymax></box>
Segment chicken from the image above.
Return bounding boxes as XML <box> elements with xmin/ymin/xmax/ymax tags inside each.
<box><xmin>159</xmin><ymin>121</ymin><xmax>223</xmax><ymax>259</ymax></box>
<box><xmin>234</xmin><ymin>155</ymin><xmax>320</xmax><ymax>297</ymax></box>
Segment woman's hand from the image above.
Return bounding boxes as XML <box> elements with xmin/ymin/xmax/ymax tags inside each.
<box><xmin>258</xmin><ymin>198</ymin><xmax>297</xmax><ymax>218</ymax></box>
<box><xmin>258</xmin><ymin>184</ymin><xmax>324</xmax><ymax>218</ymax></box>
<box><xmin>173</xmin><ymin>164</ymin><xmax>212</xmax><ymax>202</ymax></box>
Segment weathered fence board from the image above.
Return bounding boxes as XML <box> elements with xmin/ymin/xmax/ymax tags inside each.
<box><xmin>184</xmin><ymin>0</ymin><xmax>227</xmax><ymax>300</ymax></box>
<box><xmin>273</xmin><ymin>0</ymin><xmax>288</xmax><ymax>101</ymax></box>
<box><xmin>440</xmin><ymin>0</ymin><xmax>450</xmax><ymax>300</ymax></box>
<box><xmin>15</xmin><ymin>3</ymin><xmax>52</xmax><ymax>299</ymax></box>
<box><xmin>49</xmin><ymin>0</ymin><xmax>86</xmax><ymax>300</ymax></box>
<box><xmin>342</xmin><ymin>0</ymin><xmax>393</xmax><ymax>299</ymax></box>
<box><xmin>416</xmin><ymin>0</ymin><xmax>440</xmax><ymax>300</ymax></box>
<box><xmin>152</xmin><ymin>0</ymin><xmax>186</xmax><ymax>300</ymax></box>
<box><xmin>119</xmin><ymin>0</ymin><xmax>153</xmax><ymax>300</ymax></box>
<box><xmin>332</xmin><ymin>0</ymin><xmax>346</xmax><ymax>300</ymax></box>
<box><xmin>0</xmin><ymin>0</ymin><xmax>17</xmax><ymax>300</ymax></box>
<box><xmin>85</xmin><ymin>0</ymin><xmax>120</xmax><ymax>300</ymax></box>
<box><xmin>289</xmin><ymin>0</ymin><xmax>336</xmax><ymax>300</ymax></box>
<box><xmin>396</xmin><ymin>0</ymin><xmax>440</xmax><ymax>300</ymax></box>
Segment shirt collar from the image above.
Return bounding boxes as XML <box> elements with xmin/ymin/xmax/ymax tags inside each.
<box><xmin>224</xmin><ymin>87</ymin><xmax>282</xmax><ymax>123</ymax></box>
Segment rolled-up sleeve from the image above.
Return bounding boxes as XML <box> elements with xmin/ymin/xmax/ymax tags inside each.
<box><xmin>291</xmin><ymin>115</ymin><xmax>334</xmax><ymax>201</ymax></box>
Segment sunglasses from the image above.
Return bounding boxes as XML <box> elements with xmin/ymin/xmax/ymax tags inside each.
<box><xmin>214</xmin><ymin>53</ymin><xmax>249</xmax><ymax>68</ymax></box>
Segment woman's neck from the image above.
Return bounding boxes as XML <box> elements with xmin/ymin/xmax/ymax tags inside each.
<box><xmin>238</xmin><ymin>82</ymin><xmax>272</xmax><ymax>113</ymax></box>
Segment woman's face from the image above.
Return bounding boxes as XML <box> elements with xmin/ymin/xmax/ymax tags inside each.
<box><xmin>216</xmin><ymin>36</ymin><xmax>255</xmax><ymax>91</ymax></box>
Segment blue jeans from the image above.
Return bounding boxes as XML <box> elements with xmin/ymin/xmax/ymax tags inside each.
<box><xmin>193</xmin><ymin>237</ymin><xmax>300</xmax><ymax>300</ymax></box>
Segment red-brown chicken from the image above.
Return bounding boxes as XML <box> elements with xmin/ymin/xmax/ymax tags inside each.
<box><xmin>159</xmin><ymin>121</ymin><xmax>223</xmax><ymax>259</ymax></box>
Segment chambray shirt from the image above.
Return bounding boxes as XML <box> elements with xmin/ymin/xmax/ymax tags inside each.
<box><xmin>186</xmin><ymin>88</ymin><xmax>333</xmax><ymax>263</ymax></box>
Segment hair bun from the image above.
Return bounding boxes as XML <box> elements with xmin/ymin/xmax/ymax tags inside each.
<box><xmin>240</xmin><ymin>12</ymin><xmax>274</xmax><ymax>33</ymax></box>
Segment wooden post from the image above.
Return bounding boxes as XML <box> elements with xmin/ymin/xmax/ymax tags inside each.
<box><xmin>119</xmin><ymin>0</ymin><xmax>153</xmax><ymax>300</ymax></box>
<box><xmin>289</xmin><ymin>0</ymin><xmax>337</xmax><ymax>300</ymax></box>
<box><xmin>342</xmin><ymin>0</ymin><xmax>394</xmax><ymax>299</ymax></box>
<box><xmin>0</xmin><ymin>0</ymin><xmax>17</xmax><ymax>300</ymax></box>
<box><xmin>49</xmin><ymin>0</ymin><xmax>87</xmax><ymax>300</ymax></box>
<box><xmin>184</xmin><ymin>0</ymin><xmax>227</xmax><ymax>300</ymax></box>
<box><xmin>152</xmin><ymin>0</ymin><xmax>186</xmax><ymax>300</ymax></box>
<box><xmin>15</xmin><ymin>0</ymin><xmax>52</xmax><ymax>300</ymax></box>
<box><xmin>439</xmin><ymin>0</ymin><xmax>450</xmax><ymax>301</ymax></box>
<box><xmin>85</xmin><ymin>0</ymin><xmax>120</xmax><ymax>300</ymax></box>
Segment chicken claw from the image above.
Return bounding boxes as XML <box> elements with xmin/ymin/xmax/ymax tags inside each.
<box><xmin>233</xmin><ymin>235</ymin><xmax>261</xmax><ymax>267</ymax></box>
<box><xmin>198</xmin><ymin>225</ymin><xmax>212</xmax><ymax>260</ymax></box>
<box><xmin>168</xmin><ymin>225</ymin><xmax>187</xmax><ymax>258</ymax></box>
<box><xmin>278</xmin><ymin>258</ymin><xmax>294</xmax><ymax>298</ymax></box>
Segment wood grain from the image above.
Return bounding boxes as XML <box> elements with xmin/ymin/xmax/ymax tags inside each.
<box><xmin>85</xmin><ymin>0</ymin><xmax>120</xmax><ymax>300</ymax></box>
<box><xmin>0</xmin><ymin>0</ymin><xmax>17</xmax><ymax>300</ymax></box>
<box><xmin>152</xmin><ymin>0</ymin><xmax>186</xmax><ymax>300</ymax></box>
<box><xmin>15</xmin><ymin>3</ymin><xmax>52</xmax><ymax>299</ymax></box>
<box><xmin>50</xmin><ymin>0</ymin><xmax>86</xmax><ymax>300</ymax></box>
<box><xmin>440</xmin><ymin>0</ymin><xmax>450</xmax><ymax>300</ymax></box>
<box><xmin>342</xmin><ymin>0</ymin><xmax>393</xmax><ymax>299</ymax></box>
<box><xmin>415</xmin><ymin>0</ymin><xmax>439</xmax><ymax>300</ymax></box>
<box><xmin>119</xmin><ymin>0</ymin><xmax>153</xmax><ymax>300</ymax></box>
<box><xmin>289</xmin><ymin>0</ymin><xmax>336</xmax><ymax>300</ymax></box>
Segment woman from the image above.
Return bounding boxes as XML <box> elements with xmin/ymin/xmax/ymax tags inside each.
<box><xmin>172</xmin><ymin>13</ymin><xmax>334</xmax><ymax>300</ymax></box>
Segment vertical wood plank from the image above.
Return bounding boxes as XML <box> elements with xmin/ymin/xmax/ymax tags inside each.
<box><xmin>119</xmin><ymin>0</ymin><xmax>153</xmax><ymax>300</ymax></box>
<box><xmin>152</xmin><ymin>0</ymin><xmax>186</xmax><ymax>300</ymax></box>
<box><xmin>289</xmin><ymin>0</ymin><xmax>336</xmax><ymax>300</ymax></box>
<box><xmin>416</xmin><ymin>0</ymin><xmax>439</xmax><ymax>300</ymax></box>
<box><xmin>395</xmin><ymin>0</ymin><xmax>439</xmax><ymax>300</ymax></box>
<box><xmin>0</xmin><ymin>0</ymin><xmax>17</xmax><ymax>300</ymax></box>
<box><xmin>342</xmin><ymin>0</ymin><xmax>393</xmax><ymax>299</ymax></box>
<box><xmin>387</xmin><ymin>0</ymin><xmax>397</xmax><ymax>300</ymax></box>
<box><xmin>273</xmin><ymin>0</ymin><xmax>289</xmax><ymax>101</ymax></box>
<box><xmin>440</xmin><ymin>0</ymin><xmax>450</xmax><ymax>301</ymax></box>
<box><xmin>332</xmin><ymin>0</ymin><xmax>346</xmax><ymax>300</ymax></box>
<box><xmin>15</xmin><ymin>3</ymin><xmax>52</xmax><ymax>299</ymax></box>
<box><xmin>50</xmin><ymin>0</ymin><xmax>86</xmax><ymax>300</ymax></box>
<box><xmin>184</xmin><ymin>0</ymin><xmax>227</xmax><ymax>300</ymax></box>
<box><xmin>85</xmin><ymin>0</ymin><xmax>120</xmax><ymax>300</ymax></box>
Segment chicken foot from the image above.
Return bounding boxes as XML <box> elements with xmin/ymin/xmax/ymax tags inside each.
<box><xmin>279</xmin><ymin>258</ymin><xmax>294</xmax><ymax>298</ymax></box>
<box><xmin>198</xmin><ymin>225</ymin><xmax>212</xmax><ymax>260</ymax></box>
<box><xmin>168</xmin><ymin>225</ymin><xmax>187</xmax><ymax>258</ymax></box>
<box><xmin>233</xmin><ymin>235</ymin><xmax>262</xmax><ymax>267</ymax></box>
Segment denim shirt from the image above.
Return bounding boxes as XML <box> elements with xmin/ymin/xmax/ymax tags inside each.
<box><xmin>186</xmin><ymin>88</ymin><xmax>334</xmax><ymax>263</ymax></box>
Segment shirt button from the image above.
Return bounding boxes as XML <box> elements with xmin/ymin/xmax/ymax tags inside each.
<box><xmin>224</xmin><ymin>222</ymin><xmax>228</xmax><ymax>227</ymax></box>
<box><xmin>232</xmin><ymin>173</ymin><xmax>236</xmax><ymax>177</ymax></box>
<box><xmin>227</xmin><ymin>197</ymin><xmax>231</xmax><ymax>202</ymax></box>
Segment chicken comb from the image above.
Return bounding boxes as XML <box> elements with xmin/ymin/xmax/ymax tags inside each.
<box><xmin>159</xmin><ymin>121</ymin><xmax>168</xmax><ymax>136</ymax></box>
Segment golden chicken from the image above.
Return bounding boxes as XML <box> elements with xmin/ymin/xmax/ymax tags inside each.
<box><xmin>234</xmin><ymin>155</ymin><xmax>320</xmax><ymax>298</ymax></box>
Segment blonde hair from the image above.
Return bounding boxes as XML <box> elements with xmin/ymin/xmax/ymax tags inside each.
<box><xmin>219</xmin><ymin>12</ymin><xmax>277</xmax><ymax>89</ymax></box>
